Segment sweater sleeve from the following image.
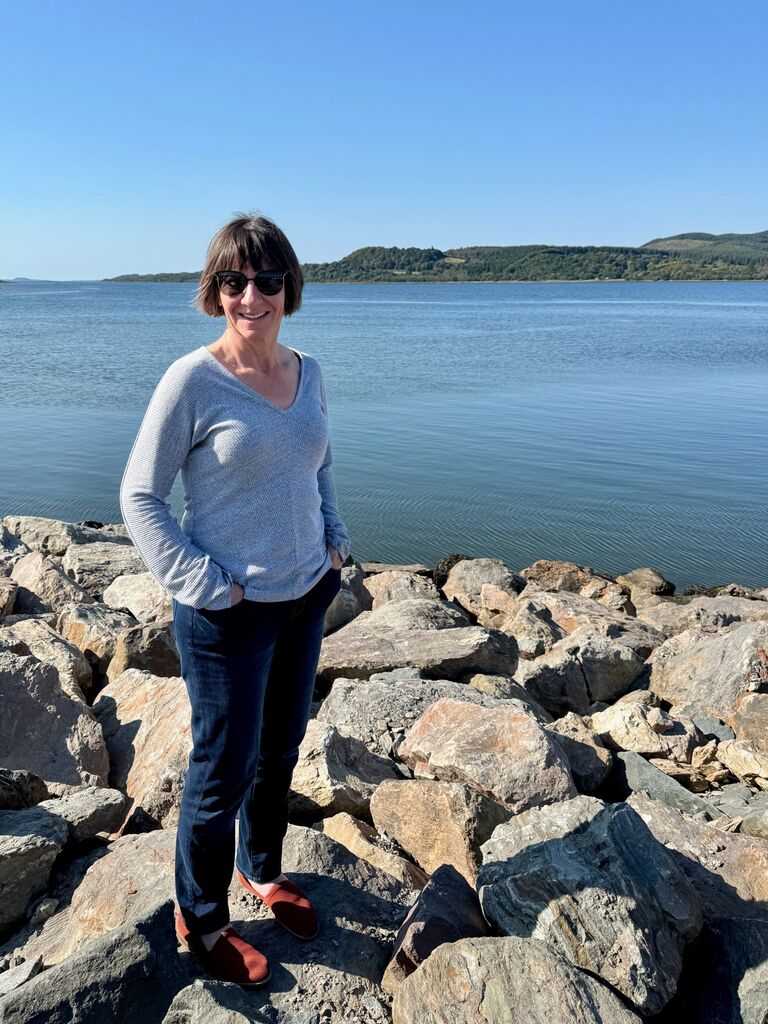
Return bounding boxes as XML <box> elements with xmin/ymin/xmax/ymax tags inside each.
<box><xmin>119</xmin><ymin>364</ymin><xmax>234</xmax><ymax>609</ymax></box>
<box><xmin>316</xmin><ymin>367</ymin><xmax>351</xmax><ymax>562</ymax></box>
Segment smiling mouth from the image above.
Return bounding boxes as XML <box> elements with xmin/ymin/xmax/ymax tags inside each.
<box><xmin>239</xmin><ymin>311</ymin><xmax>268</xmax><ymax>320</ymax></box>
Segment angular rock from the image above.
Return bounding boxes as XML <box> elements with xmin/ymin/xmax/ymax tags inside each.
<box><xmin>0</xmin><ymin>769</ymin><xmax>49</xmax><ymax>810</ymax></box>
<box><xmin>638</xmin><ymin>595</ymin><xmax>768</xmax><ymax>638</ymax></box>
<box><xmin>513</xmin><ymin>626</ymin><xmax>646</xmax><ymax>716</ymax></box>
<box><xmin>0</xmin><ymin>524</ymin><xmax>30</xmax><ymax>577</ymax></box>
<box><xmin>522</xmin><ymin>588</ymin><xmax>660</xmax><ymax>654</ymax></box>
<box><xmin>1</xmin><ymin>516</ymin><xmax>132</xmax><ymax>557</ymax></box>
<box><xmin>10</xmin><ymin>551</ymin><xmax>95</xmax><ymax>615</ymax></box>
<box><xmin>0</xmin><ymin>899</ymin><xmax>191</xmax><ymax>1023</ymax></box>
<box><xmin>363</xmin><ymin>569</ymin><xmax>440</xmax><ymax>609</ymax></box>
<box><xmin>362</xmin><ymin>597</ymin><xmax>471</xmax><ymax>630</ymax></box>
<box><xmin>382</xmin><ymin>863</ymin><xmax>489</xmax><ymax>993</ymax></box>
<box><xmin>731</xmin><ymin>691</ymin><xmax>768</xmax><ymax>754</ymax></box>
<box><xmin>0</xmin><ymin>956</ymin><xmax>43</xmax><ymax>998</ymax></box>
<box><xmin>0</xmin><ymin>805</ymin><xmax>69</xmax><ymax>932</ymax></box>
<box><xmin>0</xmin><ymin>615</ymin><xmax>93</xmax><ymax>702</ymax></box>
<box><xmin>93</xmin><ymin>669</ymin><xmax>191</xmax><ymax>831</ymax></box>
<box><xmin>717</xmin><ymin>739</ymin><xmax>768</xmax><ymax>789</ymax></box>
<box><xmin>478</xmin><ymin>796</ymin><xmax>703</xmax><ymax>1015</ymax></box>
<box><xmin>319</xmin><ymin>812</ymin><xmax>429</xmax><ymax>890</ymax></box>
<box><xmin>442</xmin><ymin>558</ymin><xmax>524</xmax><ymax>617</ymax></box>
<box><xmin>161</xmin><ymin>980</ymin><xmax>272</xmax><ymax>1023</ymax></box>
<box><xmin>590</xmin><ymin>702</ymin><xmax>700</xmax><ymax>762</ymax></box>
<box><xmin>370</xmin><ymin>778</ymin><xmax>512</xmax><ymax>884</ymax></box>
<box><xmin>741</xmin><ymin>808</ymin><xmax>768</xmax><ymax>839</ymax></box>
<box><xmin>56</xmin><ymin>601</ymin><xmax>138</xmax><ymax>679</ymax></box>
<box><xmin>547</xmin><ymin>712</ymin><xmax>612</xmax><ymax>793</ymax></box>
<box><xmin>465</xmin><ymin>672</ymin><xmax>552</xmax><ymax>722</ymax></box>
<box><xmin>521</xmin><ymin>558</ymin><xmax>633</xmax><ymax>613</ymax></box>
<box><xmin>0</xmin><ymin>578</ymin><xmax>17</xmax><ymax>617</ymax></box>
<box><xmin>615</xmin><ymin>566</ymin><xmax>675</xmax><ymax>601</ymax></box>
<box><xmin>61</xmin><ymin>540</ymin><xmax>147</xmax><ymax>596</ymax></box>
<box><xmin>317</xmin><ymin>618</ymin><xmax>518</xmax><ymax>686</ymax></box>
<box><xmin>0</xmin><ymin>646</ymin><xmax>109</xmax><ymax>788</ymax></box>
<box><xmin>38</xmin><ymin>787</ymin><xmax>129</xmax><ymax>843</ymax></box>
<box><xmin>611</xmin><ymin>750</ymin><xmax>716</xmax><ymax>819</ymax></box>
<box><xmin>106</xmin><ymin>619</ymin><xmax>180</xmax><ymax>681</ymax></box>
<box><xmin>102</xmin><ymin>571</ymin><xmax>172</xmax><ymax>623</ymax></box>
<box><xmin>392</xmin><ymin>935</ymin><xmax>644</xmax><ymax>1024</ymax></box>
<box><xmin>627</xmin><ymin>792</ymin><xmax>768</xmax><ymax>1024</ymax></box>
<box><xmin>399</xmin><ymin>697</ymin><xmax>575</xmax><ymax>810</ymax></box>
<box><xmin>317</xmin><ymin>672</ymin><xmax>511</xmax><ymax>757</ymax></box>
<box><xmin>324</xmin><ymin>562</ymin><xmax>372</xmax><ymax>634</ymax></box>
<box><xmin>648</xmin><ymin>622</ymin><xmax>768</xmax><ymax>731</ymax></box>
<box><xmin>498</xmin><ymin>597</ymin><xmax>567</xmax><ymax>656</ymax></box>
<box><xmin>288</xmin><ymin>720</ymin><xmax>400</xmax><ymax>819</ymax></box>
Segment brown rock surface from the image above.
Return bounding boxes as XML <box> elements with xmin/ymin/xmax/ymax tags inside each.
<box><xmin>442</xmin><ymin>557</ymin><xmax>524</xmax><ymax>617</ymax></box>
<box><xmin>521</xmin><ymin>558</ymin><xmax>633</xmax><ymax>613</ymax></box>
<box><xmin>106</xmin><ymin>619</ymin><xmax>180</xmax><ymax>681</ymax></box>
<box><xmin>370</xmin><ymin>778</ymin><xmax>512</xmax><ymax>884</ymax></box>
<box><xmin>93</xmin><ymin>668</ymin><xmax>191</xmax><ymax>831</ymax></box>
<box><xmin>10</xmin><ymin>552</ymin><xmax>95</xmax><ymax>615</ymax></box>
<box><xmin>55</xmin><ymin>601</ymin><xmax>137</xmax><ymax>679</ymax></box>
<box><xmin>319</xmin><ymin>812</ymin><xmax>429</xmax><ymax>889</ymax></box>
<box><xmin>399</xmin><ymin>697</ymin><xmax>575</xmax><ymax>810</ymax></box>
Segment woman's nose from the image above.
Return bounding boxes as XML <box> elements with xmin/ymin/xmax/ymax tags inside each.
<box><xmin>241</xmin><ymin>280</ymin><xmax>261</xmax><ymax>303</ymax></box>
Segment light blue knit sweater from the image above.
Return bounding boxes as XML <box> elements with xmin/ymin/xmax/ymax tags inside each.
<box><xmin>119</xmin><ymin>346</ymin><xmax>350</xmax><ymax>610</ymax></box>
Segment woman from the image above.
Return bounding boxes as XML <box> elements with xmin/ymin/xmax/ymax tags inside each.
<box><xmin>119</xmin><ymin>213</ymin><xmax>349</xmax><ymax>988</ymax></box>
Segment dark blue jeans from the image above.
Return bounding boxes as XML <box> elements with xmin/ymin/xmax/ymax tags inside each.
<box><xmin>172</xmin><ymin>566</ymin><xmax>341</xmax><ymax>934</ymax></box>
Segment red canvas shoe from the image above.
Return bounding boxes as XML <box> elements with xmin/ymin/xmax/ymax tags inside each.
<box><xmin>175</xmin><ymin>912</ymin><xmax>271</xmax><ymax>988</ymax></box>
<box><xmin>236</xmin><ymin>870</ymin><xmax>320</xmax><ymax>940</ymax></box>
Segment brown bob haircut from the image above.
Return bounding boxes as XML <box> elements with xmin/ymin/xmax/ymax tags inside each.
<box><xmin>196</xmin><ymin>213</ymin><xmax>304</xmax><ymax>317</ymax></box>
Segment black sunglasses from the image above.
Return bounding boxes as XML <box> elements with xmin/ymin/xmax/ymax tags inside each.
<box><xmin>214</xmin><ymin>269</ymin><xmax>286</xmax><ymax>297</ymax></box>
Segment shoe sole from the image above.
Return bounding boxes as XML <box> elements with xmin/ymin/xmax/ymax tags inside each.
<box><xmin>175</xmin><ymin>926</ymin><xmax>272</xmax><ymax>989</ymax></box>
<box><xmin>236</xmin><ymin>870</ymin><xmax>320</xmax><ymax>941</ymax></box>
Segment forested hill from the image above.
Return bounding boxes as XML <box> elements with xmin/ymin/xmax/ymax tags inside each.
<box><xmin>104</xmin><ymin>231</ymin><xmax>768</xmax><ymax>283</ymax></box>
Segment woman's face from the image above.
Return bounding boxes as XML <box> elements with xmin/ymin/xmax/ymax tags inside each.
<box><xmin>219</xmin><ymin>262</ymin><xmax>285</xmax><ymax>346</ymax></box>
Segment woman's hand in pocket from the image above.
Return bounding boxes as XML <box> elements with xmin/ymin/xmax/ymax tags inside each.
<box><xmin>230</xmin><ymin>582</ymin><xmax>245</xmax><ymax>606</ymax></box>
<box><xmin>327</xmin><ymin>544</ymin><xmax>343</xmax><ymax>570</ymax></box>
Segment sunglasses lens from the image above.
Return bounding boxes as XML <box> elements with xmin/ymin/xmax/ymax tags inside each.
<box><xmin>217</xmin><ymin>272</ymin><xmax>246</xmax><ymax>295</ymax></box>
<box><xmin>256</xmin><ymin>272</ymin><xmax>284</xmax><ymax>295</ymax></box>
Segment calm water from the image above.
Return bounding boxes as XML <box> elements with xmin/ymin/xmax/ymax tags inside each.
<box><xmin>1</xmin><ymin>280</ymin><xmax>767</xmax><ymax>590</ymax></box>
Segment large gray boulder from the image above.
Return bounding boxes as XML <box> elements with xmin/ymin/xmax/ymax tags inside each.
<box><xmin>102</xmin><ymin>571</ymin><xmax>172</xmax><ymax>623</ymax></box>
<box><xmin>0</xmin><ymin>645</ymin><xmax>109</xmax><ymax>788</ymax></box>
<box><xmin>442</xmin><ymin>557</ymin><xmax>524</xmax><ymax>617</ymax></box>
<box><xmin>316</xmin><ymin>607</ymin><xmax>518</xmax><ymax>684</ymax></box>
<box><xmin>10</xmin><ymin>552</ymin><xmax>95</xmax><ymax>615</ymax></box>
<box><xmin>287</xmin><ymin>720</ymin><xmax>400</xmax><ymax>819</ymax></box>
<box><xmin>399</xmin><ymin>697</ymin><xmax>576</xmax><ymax>811</ymax></box>
<box><xmin>628</xmin><ymin>793</ymin><xmax>768</xmax><ymax>1024</ymax></box>
<box><xmin>514</xmin><ymin>626</ymin><xmax>646</xmax><ymax>715</ymax></box>
<box><xmin>611</xmin><ymin>751</ymin><xmax>716</xmax><ymax>819</ymax></box>
<box><xmin>0</xmin><ymin>805</ymin><xmax>69</xmax><ymax>932</ymax></box>
<box><xmin>478</xmin><ymin>795</ymin><xmax>703</xmax><ymax>1015</ymax></box>
<box><xmin>0</xmin><ymin>899</ymin><xmax>192</xmax><ymax>1024</ymax></box>
<box><xmin>61</xmin><ymin>540</ymin><xmax>147</xmax><ymax>597</ymax></box>
<box><xmin>363</xmin><ymin>569</ymin><xmax>440</xmax><ymax>609</ymax></box>
<box><xmin>520</xmin><ymin>558</ymin><xmax>633</xmax><ymax>613</ymax></box>
<box><xmin>316</xmin><ymin>671</ymin><xmax>511</xmax><ymax>757</ymax></box>
<box><xmin>392</xmin><ymin>936</ymin><xmax>643</xmax><ymax>1024</ymax></box>
<box><xmin>1</xmin><ymin>516</ymin><xmax>131</xmax><ymax>557</ymax></box>
<box><xmin>638</xmin><ymin>594</ymin><xmax>768</xmax><ymax>638</ymax></box>
<box><xmin>0</xmin><ymin>615</ymin><xmax>93</xmax><ymax>702</ymax></box>
<box><xmin>648</xmin><ymin>621</ymin><xmax>768</xmax><ymax>731</ymax></box>
<box><xmin>37</xmin><ymin>787</ymin><xmax>129</xmax><ymax>843</ymax></box>
<box><xmin>324</xmin><ymin>562</ymin><xmax>372</xmax><ymax>633</ymax></box>
<box><xmin>93</xmin><ymin>669</ymin><xmax>191</xmax><ymax>831</ymax></box>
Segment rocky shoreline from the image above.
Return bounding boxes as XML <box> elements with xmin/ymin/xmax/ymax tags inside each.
<box><xmin>1</xmin><ymin>515</ymin><xmax>768</xmax><ymax>1022</ymax></box>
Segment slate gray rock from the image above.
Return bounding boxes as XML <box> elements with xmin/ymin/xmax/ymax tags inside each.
<box><xmin>0</xmin><ymin>899</ymin><xmax>193</xmax><ymax>1023</ymax></box>
<box><xmin>0</xmin><ymin>769</ymin><xmax>49</xmax><ymax>811</ymax></box>
<box><xmin>37</xmin><ymin>787</ymin><xmax>129</xmax><ymax>843</ymax></box>
<box><xmin>478</xmin><ymin>796</ymin><xmax>703</xmax><ymax>1015</ymax></box>
<box><xmin>381</xmin><ymin>863</ymin><xmax>490</xmax><ymax>993</ymax></box>
<box><xmin>611</xmin><ymin>751</ymin><xmax>716</xmax><ymax>819</ymax></box>
<box><xmin>392</xmin><ymin>936</ymin><xmax>643</xmax><ymax>1024</ymax></box>
<box><xmin>0</xmin><ymin>805</ymin><xmax>70</xmax><ymax>932</ymax></box>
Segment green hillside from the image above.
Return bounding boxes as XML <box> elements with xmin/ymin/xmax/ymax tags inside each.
<box><xmin>104</xmin><ymin>230</ymin><xmax>768</xmax><ymax>283</ymax></box>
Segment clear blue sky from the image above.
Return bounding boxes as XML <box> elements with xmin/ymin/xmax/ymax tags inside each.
<box><xmin>1</xmin><ymin>0</ymin><xmax>766</xmax><ymax>279</ymax></box>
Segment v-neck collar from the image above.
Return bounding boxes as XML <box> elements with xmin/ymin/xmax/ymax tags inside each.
<box><xmin>200</xmin><ymin>346</ymin><xmax>304</xmax><ymax>412</ymax></box>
